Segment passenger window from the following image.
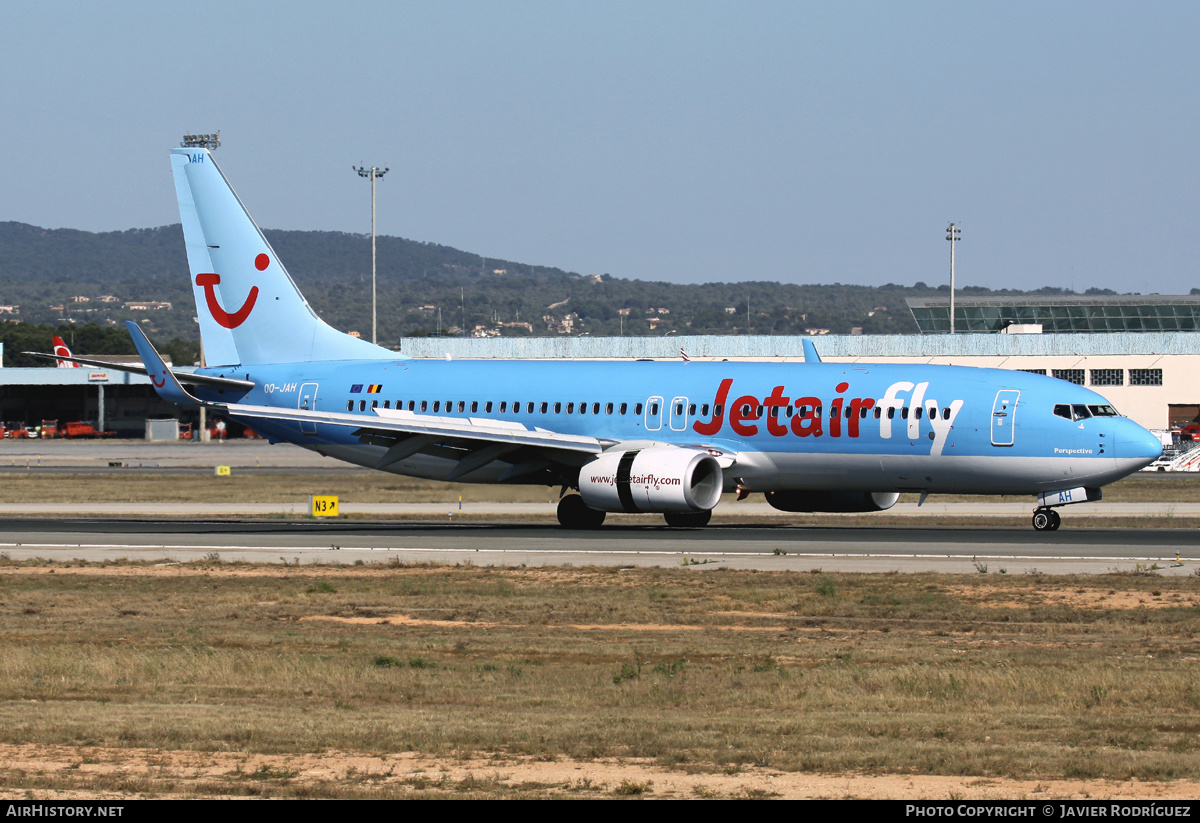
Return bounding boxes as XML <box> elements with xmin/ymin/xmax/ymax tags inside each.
<box><xmin>500</xmin><ymin>401</ymin><xmax>507</xmax><ymax>413</ymax></box>
<box><xmin>567</xmin><ymin>402</ymin><xmax>574</xmax><ymax>413</ymax></box>
<box><xmin>458</xmin><ymin>401</ymin><xmax>465</xmax><ymax>413</ymax></box>
<box><xmin>471</xmin><ymin>401</ymin><xmax>478</xmax><ymax>413</ymax></box>
<box><xmin>620</xmin><ymin>403</ymin><xmax>628</xmax><ymax>414</ymax></box>
<box><xmin>528</xmin><ymin>402</ymin><xmax>535</xmax><ymax>413</ymax></box>
<box><xmin>874</xmin><ymin>407</ymin><xmax>882</xmax><ymax>418</ymax></box>
<box><xmin>408</xmin><ymin>401</ymin><xmax>415</xmax><ymax>411</ymax></box>
<box><xmin>943</xmin><ymin>407</ymin><xmax>951</xmax><ymax>420</ymax></box>
<box><xmin>359</xmin><ymin>400</ymin><xmax>366</xmax><ymax>411</ymax></box>
<box><xmin>554</xmin><ymin>402</ymin><xmax>562</xmax><ymax>414</ymax></box>
<box><xmin>701</xmin><ymin>404</ymin><xmax>709</xmax><ymax>416</ymax></box>
<box><xmin>606</xmin><ymin>403</ymin><xmax>614</xmax><ymax>414</ymax></box>
<box><xmin>371</xmin><ymin>400</ymin><xmax>378</xmax><ymax>409</ymax></box>
<box><xmin>485</xmin><ymin>401</ymin><xmax>493</xmax><ymax>413</ymax></box>
<box><xmin>383</xmin><ymin>400</ymin><xmax>390</xmax><ymax>409</ymax></box>
<box><xmin>346</xmin><ymin>400</ymin><xmax>353</xmax><ymax>411</ymax></box>
<box><xmin>433</xmin><ymin>401</ymin><xmax>441</xmax><ymax>412</ymax></box>
<box><xmin>901</xmin><ymin>407</ymin><xmax>909</xmax><ymax>419</ymax></box>
<box><xmin>650</xmin><ymin>403</ymin><xmax>659</xmax><ymax>415</ymax></box>
<box><xmin>688</xmin><ymin>403</ymin><xmax>696</xmax><ymax>415</ymax></box>
<box><xmin>886</xmin><ymin>407</ymin><xmax>894</xmax><ymax>419</ymax></box>
<box><xmin>675</xmin><ymin>403</ymin><xmax>684</xmax><ymax>415</ymax></box>
<box><xmin>714</xmin><ymin>404</ymin><xmax>723</xmax><ymax>416</ymax></box>
<box><xmin>580</xmin><ymin>403</ymin><xmax>588</xmax><ymax>415</ymax></box>
<box><xmin>635</xmin><ymin>403</ymin><xmax>644</xmax><ymax>415</ymax></box>
<box><xmin>914</xmin><ymin>407</ymin><xmax>921</xmax><ymax>419</ymax></box>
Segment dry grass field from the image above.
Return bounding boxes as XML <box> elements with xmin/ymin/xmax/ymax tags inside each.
<box><xmin>1</xmin><ymin>468</ymin><xmax>1197</xmax><ymax>506</ymax></box>
<box><xmin>0</xmin><ymin>560</ymin><xmax>1199</xmax><ymax>798</ymax></box>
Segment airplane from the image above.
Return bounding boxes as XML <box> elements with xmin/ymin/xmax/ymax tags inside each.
<box><xmin>34</xmin><ymin>145</ymin><xmax>1164</xmax><ymax>531</ymax></box>
<box><xmin>52</xmin><ymin>336</ymin><xmax>80</xmax><ymax>367</ymax></box>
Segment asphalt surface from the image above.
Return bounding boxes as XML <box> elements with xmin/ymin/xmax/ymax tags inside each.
<box><xmin>2</xmin><ymin>439</ymin><xmax>1197</xmax><ymax>573</ymax></box>
<box><xmin>1</xmin><ymin>517</ymin><xmax>1196</xmax><ymax>574</ymax></box>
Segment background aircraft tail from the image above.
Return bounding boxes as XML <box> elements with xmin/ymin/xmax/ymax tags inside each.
<box><xmin>170</xmin><ymin>147</ymin><xmax>396</xmax><ymax>367</ymax></box>
<box><xmin>51</xmin><ymin>336</ymin><xmax>80</xmax><ymax>368</ymax></box>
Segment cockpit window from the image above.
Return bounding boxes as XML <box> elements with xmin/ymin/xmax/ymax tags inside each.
<box><xmin>1055</xmin><ymin>403</ymin><xmax>1120</xmax><ymax>421</ymax></box>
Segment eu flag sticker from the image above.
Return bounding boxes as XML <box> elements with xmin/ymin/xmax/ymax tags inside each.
<box><xmin>350</xmin><ymin>384</ymin><xmax>363</xmax><ymax>393</ymax></box>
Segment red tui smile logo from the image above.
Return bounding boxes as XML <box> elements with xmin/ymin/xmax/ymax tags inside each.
<box><xmin>195</xmin><ymin>272</ymin><xmax>259</xmax><ymax>329</ymax></box>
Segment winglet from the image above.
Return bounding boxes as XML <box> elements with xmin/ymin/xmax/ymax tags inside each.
<box><xmin>125</xmin><ymin>321</ymin><xmax>205</xmax><ymax>406</ymax></box>
<box><xmin>802</xmin><ymin>339</ymin><xmax>822</xmax><ymax>363</ymax></box>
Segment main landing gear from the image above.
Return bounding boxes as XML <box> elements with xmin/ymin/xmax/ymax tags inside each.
<box><xmin>1031</xmin><ymin>507</ymin><xmax>1061</xmax><ymax>531</ymax></box>
<box><xmin>555</xmin><ymin>496</ymin><xmax>714</xmax><ymax>529</ymax></box>
<box><xmin>663</xmin><ymin>510</ymin><xmax>712</xmax><ymax>528</ymax></box>
<box><xmin>557</xmin><ymin>495</ymin><xmax>606</xmax><ymax>529</ymax></box>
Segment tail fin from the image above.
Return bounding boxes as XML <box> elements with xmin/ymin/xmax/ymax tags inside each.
<box><xmin>51</xmin><ymin>336</ymin><xmax>80</xmax><ymax>368</ymax></box>
<box><xmin>170</xmin><ymin>147</ymin><xmax>396</xmax><ymax>367</ymax></box>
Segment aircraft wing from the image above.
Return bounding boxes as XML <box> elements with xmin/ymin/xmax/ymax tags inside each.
<box><xmin>22</xmin><ymin>351</ymin><xmax>254</xmax><ymax>391</ymax></box>
<box><xmin>224</xmin><ymin>401</ymin><xmax>607</xmax><ymax>455</ymax></box>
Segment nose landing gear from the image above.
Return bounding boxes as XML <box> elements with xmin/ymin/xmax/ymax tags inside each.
<box><xmin>1032</xmin><ymin>507</ymin><xmax>1061</xmax><ymax>531</ymax></box>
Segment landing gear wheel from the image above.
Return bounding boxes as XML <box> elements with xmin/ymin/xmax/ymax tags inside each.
<box><xmin>557</xmin><ymin>495</ymin><xmax>606</xmax><ymax>529</ymax></box>
<box><xmin>663</xmin><ymin>510</ymin><xmax>712</xmax><ymax>528</ymax></box>
<box><xmin>1032</xmin><ymin>508</ymin><xmax>1059</xmax><ymax>531</ymax></box>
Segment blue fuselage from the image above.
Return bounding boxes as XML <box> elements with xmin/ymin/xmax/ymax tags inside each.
<box><xmin>195</xmin><ymin>358</ymin><xmax>1162</xmax><ymax>495</ymax></box>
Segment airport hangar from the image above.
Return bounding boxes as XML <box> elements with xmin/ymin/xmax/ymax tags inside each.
<box><xmin>1</xmin><ymin>294</ymin><xmax>1199</xmax><ymax>436</ymax></box>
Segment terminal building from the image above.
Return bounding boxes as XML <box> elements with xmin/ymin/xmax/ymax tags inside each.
<box><xmin>1</xmin><ymin>294</ymin><xmax>1199</xmax><ymax>436</ymax></box>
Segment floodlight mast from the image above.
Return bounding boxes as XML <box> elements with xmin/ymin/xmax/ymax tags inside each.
<box><xmin>181</xmin><ymin>131</ymin><xmax>220</xmax><ymax>150</ymax></box>
<box><xmin>353</xmin><ymin>165</ymin><xmax>390</xmax><ymax>344</ymax></box>
<box><xmin>946</xmin><ymin>222</ymin><xmax>961</xmax><ymax>334</ymax></box>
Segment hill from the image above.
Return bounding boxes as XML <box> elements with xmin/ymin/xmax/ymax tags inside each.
<box><xmin>0</xmin><ymin>221</ymin><xmax>1078</xmax><ymax>351</ymax></box>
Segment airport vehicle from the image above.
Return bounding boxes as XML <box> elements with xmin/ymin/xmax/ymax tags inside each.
<box><xmin>61</xmin><ymin>421</ymin><xmax>115</xmax><ymax>439</ymax></box>
<box><xmin>35</xmin><ymin>146</ymin><xmax>1163</xmax><ymax>531</ymax></box>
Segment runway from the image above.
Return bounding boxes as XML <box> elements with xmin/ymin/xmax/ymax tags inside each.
<box><xmin>2</xmin><ymin>517</ymin><xmax>1196</xmax><ymax>574</ymax></box>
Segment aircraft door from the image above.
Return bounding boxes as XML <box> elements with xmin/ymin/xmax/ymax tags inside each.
<box><xmin>669</xmin><ymin>396</ymin><xmax>688</xmax><ymax>431</ymax></box>
<box><xmin>990</xmin><ymin>390</ymin><xmax>1019</xmax><ymax>446</ymax></box>
<box><xmin>298</xmin><ymin>382</ymin><xmax>318</xmax><ymax>435</ymax></box>
<box><xmin>645</xmin><ymin>396</ymin><xmax>663</xmax><ymax>431</ymax></box>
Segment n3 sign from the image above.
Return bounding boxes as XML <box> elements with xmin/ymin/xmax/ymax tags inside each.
<box><xmin>310</xmin><ymin>495</ymin><xmax>339</xmax><ymax>517</ymax></box>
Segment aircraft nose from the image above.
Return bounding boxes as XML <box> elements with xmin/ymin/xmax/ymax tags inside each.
<box><xmin>1119</xmin><ymin>421</ymin><xmax>1163</xmax><ymax>462</ymax></box>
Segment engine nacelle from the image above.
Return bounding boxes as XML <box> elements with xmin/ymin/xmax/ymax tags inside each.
<box><xmin>578</xmin><ymin>447</ymin><xmax>723</xmax><ymax>513</ymax></box>
<box><xmin>764</xmin><ymin>490</ymin><xmax>901</xmax><ymax>513</ymax></box>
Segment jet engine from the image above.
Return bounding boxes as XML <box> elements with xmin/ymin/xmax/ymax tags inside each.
<box><xmin>764</xmin><ymin>490</ymin><xmax>901</xmax><ymax>513</ymax></box>
<box><xmin>578</xmin><ymin>447</ymin><xmax>723</xmax><ymax>513</ymax></box>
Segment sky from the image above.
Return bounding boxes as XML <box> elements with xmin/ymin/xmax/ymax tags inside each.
<box><xmin>2</xmin><ymin>1</ymin><xmax>1198</xmax><ymax>293</ymax></box>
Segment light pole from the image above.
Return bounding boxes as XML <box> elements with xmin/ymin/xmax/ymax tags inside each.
<box><xmin>181</xmin><ymin>131</ymin><xmax>220</xmax><ymax>150</ymax></box>
<box><xmin>946</xmin><ymin>222</ymin><xmax>961</xmax><ymax>334</ymax></box>
<box><xmin>354</xmin><ymin>165</ymin><xmax>389</xmax><ymax>344</ymax></box>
